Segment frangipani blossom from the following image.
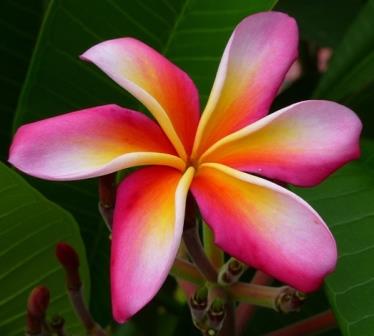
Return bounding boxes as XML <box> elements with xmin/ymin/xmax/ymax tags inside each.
<box><xmin>9</xmin><ymin>12</ymin><xmax>361</xmax><ymax>323</ymax></box>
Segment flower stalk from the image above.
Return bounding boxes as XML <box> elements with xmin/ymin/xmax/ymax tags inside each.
<box><xmin>228</xmin><ymin>283</ymin><xmax>305</xmax><ymax>313</ymax></box>
<box><xmin>55</xmin><ymin>243</ymin><xmax>106</xmax><ymax>336</ymax></box>
<box><xmin>183</xmin><ymin>194</ymin><xmax>217</xmax><ymax>283</ymax></box>
<box><xmin>98</xmin><ymin>173</ymin><xmax>116</xmax><ymax>230</ymax></box>
<box><xmin>98</xmin><ymin>173</ymin><xmax>116</xmax><ymax>209</ymax></box>
<box><xmin>50</xmin><ymin>315</ymin><xmax>66</xmax><ymax>336</ymax></box>
<box><xmin>219</xmin><ymin>301</ymin><xmax>236</xmax><ymax>336</ymax></box>
<box><xmin>170</xmin><ymin>257</ymin><xmax>205</xmax><ymax>285</ymax></box>
<box><xmin>202</xmin><ymin>223</ymin><xmax>224</xmax><ymax>269</ymax></box>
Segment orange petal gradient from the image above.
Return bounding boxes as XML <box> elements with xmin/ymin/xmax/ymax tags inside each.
<box><xmin>200</xmin><ymin>100</ymin><xmax>362</xmax><ymax>186</ymax></box>
<box><xmin>191</xmin><ymin>164</ymin><xmax>337</xmax><ymax>292</ymax></box>
<box><xmin>192</xmin><ymin>12</ymin><xmax>298</xmax><ymax>158</ymax></box>
<box><xmin>111</xmin><ymin>166</ymin><xmax>194</xmax><ymax>322</ymax></box>
<box><xmin>81</xmin><ymin>38</ymin><xmax>200</xmax><ymax>159</ymax></box>
<box><xmin>9</xmin><ymin>105</ymin><xmax>184</xmax><ymax>180</ymax></box>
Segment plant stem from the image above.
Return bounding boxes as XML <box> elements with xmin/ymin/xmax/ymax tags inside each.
<box><xmin>98</xmin><ymin>173</ymin><xmax>116</xmax><ymax>208</ymax></box>
<box><xmin>264</xmin><ymin>310</ymin><xmax>336</xmax><ymax>336</ymax></box>
<box><xmin>98</xmin><ymin>204</ymin><xmax>113</xmax><ymax>231</ymax></box>
<box><xmin>50</xmin><ymin>316</ymin><xmax>66</xmax><ymax>336</ymax></box>
<box><xmin>56</xmin><ymin>244</ymin><xmax>106</xmax><ymax>335</ymax></box>
<box><xmin>98</xmin><ymin>173</ymin><xmax>116</xmax><ymax>230</ymax></box>
<box><xmin>228</xmin><ymin>283</ymin><xmax>304</xmax><ymax>313</ymax></box>
<box><xmin>69</xmin><ymin>288</ymin><xmax>95</xmax><ymax>330</ymax></box>
<box><xmin>170</xmin><ymin>257</ymin><xmax>205</xmax><ymax>285</ymax></box>
<box><xmin>203</xmin><ymin>222</ymin><xmax>224</xmax><ymax>269</ymax></box>
<box><xmin>229</xmin><ymin>283</ymin><xmax>283</xmax><ymax>310</ymax></box>
<box><xmin>67</xmin><ymin>288</ymin><xmax>107</xmax><ymax>336</ymax></box>
<box><xmin>183</xmin><ymin>194</ymin><xmax>217</xmax><ymax>283</ymax></box>
<box><xmin>219</xmin><ymin>301</ymin><xmax>236</xmax><ymax>336</ymax></box>
<box><xmin>235</xmin><ymin>271</ymin><xmax>273</xmax><ymax>335</ymax></box>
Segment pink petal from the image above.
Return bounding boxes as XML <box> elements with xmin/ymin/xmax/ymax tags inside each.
<box><xmin>9</xmin><ymin>105</ymin><xmax>184</xmax><ymax>180</ymax></box>
<box><xmin>192</xmin><ymin>12</ymin><xmax>298</xmax><ymax>158</ymax></box>
<box><xmin>111</xmin><ymin>166</ymin><xmax>194</xmax><ymax>322</ymax></box>
<box><xmin>191</xmin><ymin>164</ymin><xmax>337</xmax><ymax>292</ymax></box>
<box><xmin>201</xmin><ymin>100</ymin><xmax>362</xmax><ymax>186</ymax></box>
<box><xmin>81</xmin><ymin>38</ymin><xmax>200</xmax><ymax>158</ymax></box>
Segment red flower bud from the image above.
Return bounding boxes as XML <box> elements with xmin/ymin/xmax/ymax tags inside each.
<box><xmin>55</xmin><ymin>242</ymin><xmax>81</xmax><ymax>290</ymax></box>
<box><xmin>27</xmin><ymin>286</ymin><xmax>50</xmax><ymax>317</ymax></box>
<box><xmin>26</xmin><ymin>286</ymin><xmax>50</xmax><ymax>334</ymax></box>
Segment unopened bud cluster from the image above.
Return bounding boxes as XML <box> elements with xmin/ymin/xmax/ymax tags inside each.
<box><xmin>189</xmin><ymin>287</ymin><xmax>227</xmax><ymax>335</ymax></box>
<box><xmin>218</xmin><ymin>258</ymin><xmax>246</xmax><ymax>285</ymax></box>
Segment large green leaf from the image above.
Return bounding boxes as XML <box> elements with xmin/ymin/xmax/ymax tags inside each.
<box><xmin>0</xmin><ymin>162</ymin><xmax>90</xmax><ymax>336</ymax></box>
<box><xmin>12</xmin><ymin>0</ymin><xmax>277</xmax><ymax>324</ymax></box>
<box><xmin>275</xmin><ymin>0</ymin><xmax>363</xmax><ymax>47</ymax></box>
<box><xmin>291</xmin><ymin>141</ymin><xmax>374</xmax><ymax>335</ymax></box>
<box><xmin>313</xmin><ymin>0</ymin><xmax>374</xmax><ymax>137</ymax></box>
<box><xmin>0</xmin><ymin>0</ymin><xmax>46</xmax><ymax>161</ymax></box>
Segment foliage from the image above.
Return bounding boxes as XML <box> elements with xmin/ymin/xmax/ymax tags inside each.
<box><xmin>0</xmin><ymin>162</ymin><xmax>90</xmax><ymax>335</ymax></box>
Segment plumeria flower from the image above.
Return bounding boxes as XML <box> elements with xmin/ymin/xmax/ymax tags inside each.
<box><xmin>9</xmin><ymin>12</ymin><xmax>361</xmax><ymax>323</ymax></box>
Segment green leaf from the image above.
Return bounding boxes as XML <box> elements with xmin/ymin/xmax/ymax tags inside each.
<box><xmin>0</xmin><ymin>162</ymin><xmax>90</xmax><ymax>336</ymax></box>
<box><xmin>275</xmin><ymin>0</ymin><xmax>363</xmax><ymax>47</ymax></box>
<box><xmin>291</xmin><ymin>140</ymin><xmax>374</xmax><ymax>336</ymax></box>
<box><xmin>12</xmin><ymin>0</ymin><xmax>277</xmax><ymax>324</ymax></box>
<box><xmin>0</xmin><ymin>0</ymin><xmax>46</xmax><ymax>161</ymax></box>
<box><xmin>313</xmin><ymin>0</ymin><xmax>374</xmax><ymax>137</ymax></box>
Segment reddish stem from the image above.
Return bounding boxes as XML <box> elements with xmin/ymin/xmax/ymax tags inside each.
<box><xmin>264</xmin><ymin>310</ymin><xmax>336</xmax><ymax>336</ymax></box>
<box><xmin>219</xmin><ymin>301</ymin><xmax>236</xmax><ymax>336</ymax></box>
<box><xmin>98</xmin><ymin>173</ymin><xmax>116</xmax><ymax>208</ymax></box>
<box><xmin>183</xmin><ymin>194</ymin><xmax>217</xmax><ymax>283</ymax></box>
<box><xmin>98</xmin><ymin>173</ymin><xmax>116</xmax><ymax>230</ymax></box>
<box><xmin>55</xmin><ymin>243</ymin><xmax>106</xmax><ymax>335</ymax></box>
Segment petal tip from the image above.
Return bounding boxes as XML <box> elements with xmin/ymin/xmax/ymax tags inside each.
<box><xmin>80</xmin><ymin>37</ymin><xmax>142</xmax><ymax>62</ymax></box>
<box><xmin>293</xmin><ymin>236</ymin><xmax>338</xmax><ymax>293</ymax></box>
<box><xmin>8</xmin><ymin>125</ymin><xmax>28</xmax><ymax>171</ymax></box>
<box><xmin>112</xmin><ymin>305</ymin><xmax>131</xmax><ymax>324</ymax></box>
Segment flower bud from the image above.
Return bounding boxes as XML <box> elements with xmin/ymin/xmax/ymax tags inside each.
<box><xmin>26</xmin><ymin>286</ymin><xmax>50</xmax><ymax>334</ymax></box>
<box><xmin>276</xmin><ymin>287</ymin><xmax>306</xmax><ymax>313</ymax></box>
<box><xmin>218</xmin><ymin>258</ymin><xmax>246</xmax><ymax>285</ymax></box>
<box><xmin>206</xmin><ymin>298</ymin><xmax>226</xmax><ymax>333</ymax></box>
<box><xmin>55</xmin><ymin>242</ymin><xmax>81</xmax><ymax>290</ymax></box>
<box><xmin>190</xmin><ymin>286</ymin><xmax>208</xmax><ymax>325</ymax></box>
